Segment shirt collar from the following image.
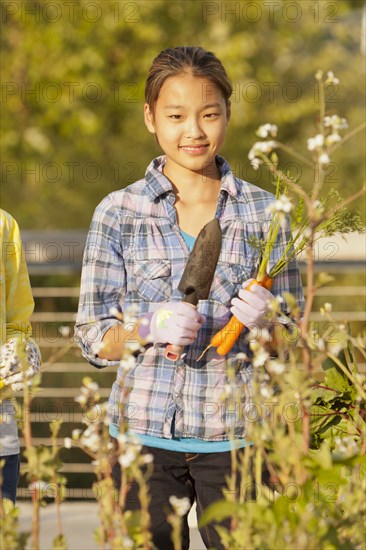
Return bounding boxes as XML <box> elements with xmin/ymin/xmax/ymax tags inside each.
<box><xmin>145</xmin><ymin>156</ymin><xmax>173</xmax><ymax>202</ymax></box>
<box><xmin>145</xmin><ymin>155</ymin><xmax>247</xmax><ymax>202</ymax></box>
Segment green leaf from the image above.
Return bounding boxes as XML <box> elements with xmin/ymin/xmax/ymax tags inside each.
<box><xmin>52</xmin><ymin>534</ymin><xmax>68</xmax><ymax>550</ymax></box>
<box><xmin>315</xmin><ymin>272</ymin><xmax>335</xmax><ymax>288</ymax></box>
<box><xmin>198</xmin><ymin>501</ymin><xmax>242</xmax><ymax>527</ymax></box>
<box><xmin>309</xmin><ymin>441</ymin><xmax>333</xmax><ymax>470</ymax></box>
<box><xmin>322</xmin><ymin>355</ymin><xmax>352</xmax><ymax>394</ymax></box>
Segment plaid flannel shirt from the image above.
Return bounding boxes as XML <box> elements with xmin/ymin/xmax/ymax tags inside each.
<box><xmin>75</xmin><ymin>156</ymin><xmax>304</xmax><ymax>441</ymax></box>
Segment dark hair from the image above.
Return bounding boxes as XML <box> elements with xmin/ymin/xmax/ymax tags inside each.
<box><xmin>145</xmin><ymin>46</ymin><xmax>232</xmax><ymax>110</ymax></box>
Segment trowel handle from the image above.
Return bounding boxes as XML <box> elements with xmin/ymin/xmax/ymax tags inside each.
<box><xmin>164</xmin><ymin>344</ymin><xmax>184</xmax><ymax>362</ymax></box>
<box><xmin>164</xmin><ymin>303</ymin><xmax>197</xmax><ymax>362</ymax></box>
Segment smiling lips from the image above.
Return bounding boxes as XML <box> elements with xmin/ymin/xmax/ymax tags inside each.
<box><xmin>179</xmin><ymin>144</ymin><xmax>209</xmax><ymax>155</ymax></box>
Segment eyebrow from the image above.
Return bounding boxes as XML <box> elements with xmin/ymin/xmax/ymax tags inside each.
<box><xmin>163</xmin><ymin>103</ymin><xmax>223</xmax><ymax>110</ymax></box>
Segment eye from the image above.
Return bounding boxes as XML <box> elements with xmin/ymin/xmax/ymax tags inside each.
<box><xmin>168</xmin><ymin>114</ymin><xmax>182</xmax><ymax>120</ymax></box>
<box><xmin>203</xmin><ymin>113</ymin><xmax>220</xmax><ymax>119</ymax></box>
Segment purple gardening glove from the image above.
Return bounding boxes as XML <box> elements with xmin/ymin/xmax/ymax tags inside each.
<box><xmin>230</xmin><ymin>278</ymin><xmax>272</xmax><ymax>328</ymax></box>
<box><xmin>145</xmin><ymin>302</ymin><xmax>205</xmax><ymax>346</ymax></box>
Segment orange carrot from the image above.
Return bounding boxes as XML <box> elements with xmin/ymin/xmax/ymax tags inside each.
<box><xmin>213</xmin><ymin>275</ymin><xmax>273</xmax><ymax>356</ymax></box>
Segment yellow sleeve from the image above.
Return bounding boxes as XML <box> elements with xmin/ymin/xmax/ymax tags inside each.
<box><xmin>1</xmin><ymin>210</ymin><xmax>34</xmax><ymax>342</ymax></box>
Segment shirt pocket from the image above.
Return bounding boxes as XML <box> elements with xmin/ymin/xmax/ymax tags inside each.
<box><xmin>133</xmin><ymin>260</ymin><xmax>172</xmax><ymax>302</ymax></box>
<box><xmin>210</xmin><ymin>259</ymin><xmax>257</xmax><ymax>306</ymax></box>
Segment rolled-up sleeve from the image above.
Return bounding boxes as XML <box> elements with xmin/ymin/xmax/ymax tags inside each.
<box><xmin>75</xmin><ymin>195</ymin><xmax>127</xmax><ymax>368</ymax></box>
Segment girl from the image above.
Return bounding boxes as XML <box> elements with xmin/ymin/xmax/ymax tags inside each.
<box><xmin>1</xmin><ymin>209</ymin><xmax>41</xmax><ymax>505</ymax></box>
<box><xmin>75</xmin><ymin>46</ymin><xmax>304</xmax><ymax>549</ymax></box>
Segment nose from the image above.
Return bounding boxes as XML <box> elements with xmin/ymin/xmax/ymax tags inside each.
<box><xmin>184</xmin><ymin>117</ymin><xmax>205</xmax><ymax>139</ymax></box>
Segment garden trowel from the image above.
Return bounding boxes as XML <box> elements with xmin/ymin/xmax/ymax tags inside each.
<box><xmin>165</xmin><ymin>218</ymin><xmax>222</xmax><ymax>361</ymax></box>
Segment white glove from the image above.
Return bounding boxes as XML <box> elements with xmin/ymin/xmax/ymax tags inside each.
<box><xmin>0</xmin><ymin>338</ymin><xmax>41</xmax><ymax>392</ymax></box>
<box><xmin>149</xmin><ymin>302</ymin><xmax>205</xmax><ymax>346</ymax></box>
<box><xmin>230</xmin><ymin>278</ymin><xmax>272</xmax><ymax>328</ymax></box>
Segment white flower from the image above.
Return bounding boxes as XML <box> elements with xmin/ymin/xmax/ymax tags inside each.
<box><xmin>252</xmin><ymin>349</ymin><xmax>269</xmax><ymax>368</ymax></box>
<box><xmin>59</xmin><ymin>325</ymin><xmax>71</xmax><ymax>338</ymax></box>
<box><xmin>317</xmin><ymin>338</ymin><xmax>326</xmax><ymax>352</ymax></box>
<box><xmin>81</xmin><ymin>428</ymin><xmax>100</xmax><ymax>453</ymax></box>
<box><xmin>324</xmin><ymin>115</ymin><xmax>348</xmax><ymax>131</ymax></box>
<box><xmin>118</xmin><ymin>433</ymin><xmax>128</xmax><ymax>445</ymax></box>
<box><xmin>250</xmin><ymin>341</ymin><xmax>259</xmax><ymax>352</ymax></box>
<box><xmin>326</xmin><ymin>71</ymin><xmax>340</xmax><ymax>85</ymax></box>
<box><xmin>324</xmin><ymin>303</ymin><xmax>332</xmax><ymax>312</ymax></box>
<box><xmin>328</xmin><ymin>342</ymin><xmax>342</xmax><ymax>355</ymax></box>
<box><xmin>121</xmin><ymin>536</ymin><xmax>134</xmax><ymax>549</ymax></box>
<box><xmin>24</xmin><ymin>127</ymin><xmax>50</xmax><ymax>153</ymax></box>
<box><xmin>84</xmin><ymin>404</ymin><xmax>104</xmax><ymax>424</ymax></box>
<box><xmin>325</xmin><ymin>133</ymin><xmax>342</xmax><ymax>146</ymax></box>
<box><xmin>259</xmin><ymin>328</ymin><xmax>272</xmax><ymax>342</ymax></box>
<box><xmin>83</xmin><ymin>377</ymin><xmax>99</xmax><ymax>392</ymax></box>
<box><xmin>267</xmin><ymin>194</ymin><xmax>293</xmax><ymax>215</ymax></box>
<box><xmin>315</xmin><ymin>70</ymin><xmax>323</xmax><ymax>80</ymax></box>
<box><xmin>334</xmin><ymin>436</ymin><xmax>358</xmax><ymax>458</ymax></box>
<box><xmin>307</xmin><ymin>134</ymin><xmax>324</xmax><ymax>151</ymax></box>
<box><xmin>267</xmin><ymin>360</ymin><xmax>285</xmax><ymax>375</ymax></box>
<box><xmin>253</xmin><ymin>140</ymin><xmax>277</xmax><ymax>155</ymax></box>
<box><xmin>72</xmin><ymin>429</ymin><xmax>82</xmax><ymax>440</ymax></box>
<box><xmin>318</xmin><ymin>152</ymin><xmax>330</xmax><ymax>165</ymax></box>
<box><xmin>64</xmin><ymin>437</ymin><xmax>72</xmax><ymax>449</ymax></box>
<box><xmin>256</xmin><ymin>123</ymin><xmax>278</xmax><ymax>138</ymax></box>
<box><xmin>118</xmin><ymin>432</ymin><xmax>139</xmax><ymax>446</ymax></box>
<box><xmin>29</xmin><ymin>480</ymin><xmax>50</xmax><ymax>492</ymax></box>
<box><xmin>109</xmin><ymin>306</ymin><xmax>123</xmax><ymax>321</ymax></box>
<box><xmin>248</xmin><ymin>140</ymin><xmax>277</xmax><ymax>169</ymax></box>
<box><xmin>142</xmin><ymin>453</ymin><xmax>154</xmax><ymax>464</ymax></box>
<box><xmin>169</xmin><ymin>495</ymin><xmax>191</xmax><ymax>517</ymax></box>
<box><xmin>260</xmin><ymin>385</ymin><xmax>272</xmax><ymax>398</ymax></box>
<box><xmin>90</xmin><ymin>341</ymin><xmax>105</xmax><ymax>356</ymax></box>
<box><xmin>312</xmin><ymin>200</ymin><xmax>325</xmax><ymax>215</ymax></box>
<box><xmin>119</xmin><ymin>354</ymin><xmax>136</xmax><ymax>372</ymax></box>
<box><xmin>118</xmin><ymin>445</ymin><xmax>141</xmax><ymax>468</ymax></box>
<box><xmin>124</xmin><ymin>340</ymin><xmax>142</xmax><ymax>354</ymax></box>
<box><xmin>251</xmin><ymin>157</ymin><xmax>262</xmax><ymax>170</ymax></box>
<box><xmin>75</xmin><ymin>394</ymin><xmax>87</xmax><ymax>406</ymax></box>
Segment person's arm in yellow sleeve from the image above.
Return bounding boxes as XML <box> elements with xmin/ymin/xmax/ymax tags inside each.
<box><xmin>0</xmin><ymin>210</ymin><xmax>41</xmax><ymax>391</ymax></box>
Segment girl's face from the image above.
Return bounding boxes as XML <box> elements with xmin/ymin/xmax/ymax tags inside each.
<box><xmin>144</xmin><ymin>72</ymin><xmax>230</xmax><ymax>178</ymax></box>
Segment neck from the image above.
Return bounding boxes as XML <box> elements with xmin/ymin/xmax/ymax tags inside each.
<box><xmin>163</xmin><ymin>159</ymin><xmax>221</xmax><ymax>202</ymax></box>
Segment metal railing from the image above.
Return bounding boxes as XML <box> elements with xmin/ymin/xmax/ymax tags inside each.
<box><xmin>16</xmin><ymin>281</ymin><xmax>365</xmax><ymax>500</ymax></box>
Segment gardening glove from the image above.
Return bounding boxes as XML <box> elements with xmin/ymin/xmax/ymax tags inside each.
<box><xmin>141</xmin><ymin>302</ymin><xmax>205</xmax><ymax>346</ymax></box>
<box><xmin>230</xmin><ymin>278</ymin><xmax>272</xmax><ymax>329</ymax></box>
<box><xmin>0</xmin><ymin>338</ymin><xmax>41</xmax><ymax>392</ymax></box>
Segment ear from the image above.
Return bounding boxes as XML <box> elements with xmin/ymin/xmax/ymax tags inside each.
<box><xmin>225</xmin><ymin>100</ymin><xmax>231</xmax><ymax>125</ymax></box>
<box><xmin>144</xmin><ymin>103</ymin><xmax>156</xmax><ymax>134</ymax></box>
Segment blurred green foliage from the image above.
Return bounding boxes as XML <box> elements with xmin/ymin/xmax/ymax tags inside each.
<box><xmin>1</xmin><ymin>0</ymin><xmax>365</xmax><ymax>228</ymax></box>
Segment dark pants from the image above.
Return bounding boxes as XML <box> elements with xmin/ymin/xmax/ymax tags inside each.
<box><xmin>112</xmin><ymin>444</ymin><xmax>269</xmax><ymax>550</ymax></box>
<box><xmin>1</xmin><ymin>453</ymin><xmax>20</xmax><ymax>503</ymax></box>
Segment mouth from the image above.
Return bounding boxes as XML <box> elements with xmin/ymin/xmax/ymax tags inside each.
<box><xmin>179</xmin><ymin>144</ymin><xmax>209</xmax><ymax>154</ymax></box>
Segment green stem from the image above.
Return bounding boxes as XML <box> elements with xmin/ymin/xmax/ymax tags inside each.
<box><xmin>275</xmin><ymin>141</ymin><xmax>314</xmax><ymax>168</ymax></box>
<box><xmin>328</xmin><ymin>121</ymin><xmax>366</xmax><ymax>154</ymax></box>
<box><xmin>51</xmin><ymin>429</ymin><xmax>63</xmax><ymax>538</ymax></box>
<box><xmin>264</xmin><ymin>158</ymin><xmax>312</xmax><ymax>206</ymax></box>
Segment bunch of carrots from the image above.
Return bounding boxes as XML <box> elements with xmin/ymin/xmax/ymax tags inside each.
<box><xmin>199</xmin><ymin>181</ymin><xmax>362</xmax><ymax>359</ymax></box>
